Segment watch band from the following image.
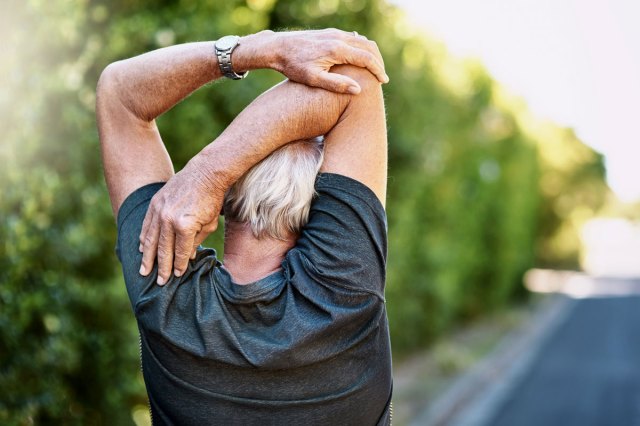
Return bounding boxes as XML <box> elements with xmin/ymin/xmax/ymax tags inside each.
<box><xmin>214</xmin><ymin>35</ymin><xmax>248</xmax><ymax>80</ymax></box>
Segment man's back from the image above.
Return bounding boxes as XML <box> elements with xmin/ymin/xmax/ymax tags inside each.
<box><xmin>116</xmin><ymin>174</ymin><xmax>392</xmax><ymax>425</ymax></box>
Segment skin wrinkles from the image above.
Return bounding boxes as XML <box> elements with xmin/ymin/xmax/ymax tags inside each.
<box><xmin>223</xmin><ymin>221</ymin><xmax>296</xmax><ymax>285</ymax></box>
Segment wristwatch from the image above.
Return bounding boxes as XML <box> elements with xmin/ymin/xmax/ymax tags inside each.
<box><xmin>214</xmin><ymin>35</ymin><xmax>248</xmax><ymax>80</ymax></box>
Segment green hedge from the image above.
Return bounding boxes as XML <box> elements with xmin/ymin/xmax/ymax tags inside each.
<box><xmin>0</xmin><ymin>0</ymin><xmax>606</xmax><ymax>423</ymax></box>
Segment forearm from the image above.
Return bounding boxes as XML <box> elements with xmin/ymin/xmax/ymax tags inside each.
<box><xmin>188</xmin><ymin>76</ymin><xmax>352</xmax><ymax>191</ymax></box>
<box><xmin>99</xmin><ymin>32</ymin><xmax>274</xmax><ymax>122</ymax></box>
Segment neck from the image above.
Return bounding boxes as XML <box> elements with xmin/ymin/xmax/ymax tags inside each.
<box><xmin>223</xmin><ymin>221</ymin><xmax>297</xmax><ymax>285</ymax></box>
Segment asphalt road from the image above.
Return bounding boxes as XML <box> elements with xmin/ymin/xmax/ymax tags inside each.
<box><xmin>488</xmin><ymin>285</ymin><xmax>640</xmax><ymax>426</ymax></box>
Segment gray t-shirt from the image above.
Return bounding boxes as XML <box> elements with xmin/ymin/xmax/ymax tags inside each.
<box><xmin>116</xmin><ymin>173</ymin><xmax>392</xmax><ymax>425</ymax></box>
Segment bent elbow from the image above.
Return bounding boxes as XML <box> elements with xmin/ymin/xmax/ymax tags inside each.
<box><xmin>96</xmin><ymin>61</ymin><xmax>143</xmax><ymax>124</ymax></box>
<box><xmin>96</xmin><ymin>61</ymin><xmax>124</xmax><ymax>102</ymax></box>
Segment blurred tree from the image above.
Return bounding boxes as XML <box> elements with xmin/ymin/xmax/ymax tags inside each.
<box><xmin>533</xmin><ymin>123</ymin><xmax>607</xmax><ymax>268</ymax></box>
<box><xmin>1</xmin><ymin>1</ymin><xmax>147</xmax><ymax>424</ymax></box>
<box><xmin>0</xmin><ymin>0</ymin><xmax>607</xmax><ymax>423</ymax></box>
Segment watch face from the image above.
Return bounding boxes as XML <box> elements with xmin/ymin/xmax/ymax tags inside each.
<box><xmin>216</xmin><ymin>35</ymin><xmax>239</xmax><ymax>51</ymax></box>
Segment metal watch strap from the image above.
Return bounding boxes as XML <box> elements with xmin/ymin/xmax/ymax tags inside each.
<box><xmin>215</xmin><ymin>36</ymin><xmax>248</xmax><ymax>80</ymax></box>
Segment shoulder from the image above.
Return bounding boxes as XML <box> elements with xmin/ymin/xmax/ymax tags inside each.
<box><xmin>288</xmin><ymin>173</ymin><xmax>388</xmax><ymax>295</ymax></box>
<box><xmin>115</xmin><ymin>182</ymin><xmax>166</xmax><ymax>310</ymax></box>
<box><xmin>313</xmin><ymin>173</ymin><xmax>386</xmax><ymax>218</ymax></box>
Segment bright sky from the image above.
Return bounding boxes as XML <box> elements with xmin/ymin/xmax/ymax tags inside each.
<box><xmin>392</xmin><ymin>0</ymin><xmax>640</xmax><ymax>202</ymax></box>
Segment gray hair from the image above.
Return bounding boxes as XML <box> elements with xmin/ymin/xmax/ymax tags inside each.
<box><xmin>223</xmin><ymin>137</ymin><xmax>324</xmax><ymax>240</ymax></box>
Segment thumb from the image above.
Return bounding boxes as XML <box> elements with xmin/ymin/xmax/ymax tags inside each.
<box><xmin>190</xmin><ymin>229</ymin><xmax>210</xmax><ymax>260</ymax></box>
<box><xmin>190</xmin><ymin>219</ymin><xmax>219</xmax><ymax>257</ymax></box>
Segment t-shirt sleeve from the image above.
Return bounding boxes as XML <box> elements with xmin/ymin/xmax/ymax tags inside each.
<box><xmin>115</xmin><ymin>182</ymin><xmax>167</xmax><ymax>310</ymax></box>
<box><xmin>289</xmin><ymin>173</ymin><xmax>388</xmax><ymax>295</ymax></box>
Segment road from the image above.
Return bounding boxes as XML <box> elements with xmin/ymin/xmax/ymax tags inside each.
<box><xmin>487</xmin><ymin>280</ymin><xmax>640</xmax><ymax>426</ymax></box>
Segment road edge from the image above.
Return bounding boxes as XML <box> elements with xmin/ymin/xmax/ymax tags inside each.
<box><xmin>410</xmin><ymin>285</ymin><xmax>577</xmax><ymax>426</ymax></box>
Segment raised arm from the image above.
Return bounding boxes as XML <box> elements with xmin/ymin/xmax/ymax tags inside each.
<box><xmin>97</xmin><ymin>29</ymin><xmax>388</xmax><ymax>285</ymax></box>
<box><xmin>97</xmin><ymin>29</ymin><xmax>387</xmax><ymax>216</ymax></box>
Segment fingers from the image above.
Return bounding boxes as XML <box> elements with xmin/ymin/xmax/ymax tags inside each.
<box><xmin>283</xmin><ymin>29</ymin><xmax>388</xmax><ymax>87</ymax></box>
<box><xmin>189</xmin><ymin>231</ymin><xmax>207</xmax><ymax>260</ymax></box>
<box><xmin>156</xmin><ymin>222</ymin><xmax>175</xmax><ymax>285</ymax></box>
<box><xmin>314</xmin><ymin>72</ymin><xmax>362</xmax><ymax>94</ymax></box>
<box><xmin>194</xmin><ymin>222</ymin><xmax>215</xmax><ymax>245</ymax></box>
<box><xmin>173</xmin><ymin>224</ymin><xmax>196</xmax><ymax>278</ymax></box>
<box><xmin>343</xmin><ymin>42</ymin><xmax>388</xmax><ymax>84</ymax></box>
<box><xmin>140</xmin><ymin>208</ymin><xmax>220</xmax><ymax>284</ymax></box>
<box><xmin>190</xmin><ymin>219</ymin><xmax>219</xmax><ymax>258</ymax></box>
<box><xmin>140</xmin><ymin>212</ymin><xmax>160</xmax><ymax>277</ymax></box>
<box><xmin>139</xmin><ymin>207</ymin><xmax>154</xmax><ymax>252</ymax></box>
<box><xmin>323</xmin><ymin>29</ymin><xmax>388</xmax><ymax>83</ymax></box>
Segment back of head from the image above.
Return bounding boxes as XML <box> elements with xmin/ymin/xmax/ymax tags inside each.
<box><xmin>223</xmin><ymin>137</ymin><xmax>324</xmax><ymax>240</ymax></box>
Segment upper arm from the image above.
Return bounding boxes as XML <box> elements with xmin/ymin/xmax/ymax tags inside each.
<box><xmin>96</xmin><ymin>63</ymin><xmax>174</xmax><ymax>218</ymax></box>
<box><xmin>319</xmin><ymin>65</ymin><xmax>388</xmax><ymax>206</ymax></box>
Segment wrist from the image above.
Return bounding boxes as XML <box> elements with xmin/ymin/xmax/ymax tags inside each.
<box><xmin>185</xmin><ymin>149</ymin><xmax>230</xmax><ymax>199</ymax></box>
<box><xmin>233</xmin><ymin>30</ymin><xmax>279</xmax><ymax>72</ymax></box>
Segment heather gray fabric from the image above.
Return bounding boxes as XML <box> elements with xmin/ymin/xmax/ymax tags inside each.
<box><xmin>116</xmin><ymin>173</ymin><xmax>392</xmax><ymax>425</ymax></box>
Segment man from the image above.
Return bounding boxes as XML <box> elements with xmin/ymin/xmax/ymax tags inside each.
<box><xmin>97</xmin><ymin>29</ymin><xmax>391</xmax><ymax>425</ymax></box>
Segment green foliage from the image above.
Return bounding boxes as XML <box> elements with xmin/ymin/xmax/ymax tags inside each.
<box><xmin>533</xmin><ymin>124</ymin><xmax>607</xmax><ymax>268</ymax></box>
<box><xmin>1</xmin><ymin>1</ymin><xmax>147</xmax><ymax>424</ymax></box>
<box><xmin>0</xmin><ymin>0</ymin><xmax>606</xmax><ymax>423</ymax></box>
